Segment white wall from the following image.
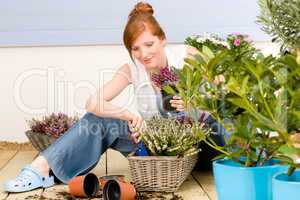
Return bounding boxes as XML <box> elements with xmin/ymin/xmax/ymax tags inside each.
<box><xmin>0</xmin><ymin>42</ymin><xmax>280</xmax><ymax>142</ymax></box>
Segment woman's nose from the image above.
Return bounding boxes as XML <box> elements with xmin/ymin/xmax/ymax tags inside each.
<box><xmin>140</xmin><ymin>48</ymin><xmax>149</xmax><ymax>59</ymax></box>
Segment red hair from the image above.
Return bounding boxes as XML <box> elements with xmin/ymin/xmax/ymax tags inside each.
<box><xmin>123</xmin><ymin>2</ymin><xmax>166</xmax><ymax>59</ymax></box>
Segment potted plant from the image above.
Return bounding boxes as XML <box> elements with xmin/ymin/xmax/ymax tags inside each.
<box><xmin>25</xmin><ymin>112</ymin><xmax>79</xmax><ymax>151</ymax></box>
<box><xmin>150</xmin><ymin>66</ymin><xmax>180</xmax><ymax>113</ymax></box>
<box><xmin>257</xmin><ymin>1</ymin><xmax>300</xmax><ymax>198</ymax></box>
<box><xmin>128</xmin><ymin>115</ymin><xmax>208</xmax><ymax>192</ymax></box>
<box><xmin>165</xmin><ymin>33</ymin><xmax>299</xmax><ymax>199</ymax></box>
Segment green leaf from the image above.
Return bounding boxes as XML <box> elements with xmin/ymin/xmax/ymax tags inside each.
<box><xmin>212</xmin><ymin>154</ymin><xmax>227</xmax><ymax>161</ymax></box>
<box><xmin>274</xmin><ymin>88</ymin><xmax>288</xmax><ymax>126</ymax></box>
<box><xmin>184</xmin><ymin>58</ymin><xmax>202</xmax><ymax>71</ymax></box>
<box><xmin>163</xmin><ymin>85</ymin><xmax>177</xmax><ymax>96</ymax></box>
<box><xmin>202</xmin><ymin>46</ymin><xmax>215</xmax><ymax>60</ymax></box>
<box><xmin>226</xmin><ymin>77</ymin><xmax>244</xmax><ymax>96</ymax></box>
<box><xmin>241</xmin><ymin>76</ymin><xmax>249</xmax><ymax>96</ymax></box>
<box><xmin>186</xmin><ymin>66</ymin><xmax>193</xmax><ymax>90</ymax></box>
<box><xmin>207</xmin><ymin>50</ymin><xmax>229</xmax><ymax>77</ymax></box>
<box><xmin>194</xmin><ymin>54</ymin><xmax>207</xmax><ymax>67</ymax></box>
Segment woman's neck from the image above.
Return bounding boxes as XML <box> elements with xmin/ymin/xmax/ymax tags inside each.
<box><xmin>150</xmin><ymin>52</ymin><xmax>168</xmax><ymax>74</ymax></box>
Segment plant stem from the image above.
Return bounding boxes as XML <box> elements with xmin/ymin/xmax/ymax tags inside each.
<box><xmin>204</xmin><ymin>138</ymin><xmax>230</xmax><ymax>156</ymax></box>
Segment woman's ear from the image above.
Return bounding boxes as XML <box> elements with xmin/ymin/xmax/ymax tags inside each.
<box><xmin>161</xmin><ymin>38</ymin><xmax>167</xmax><ymax>46</ymax></box>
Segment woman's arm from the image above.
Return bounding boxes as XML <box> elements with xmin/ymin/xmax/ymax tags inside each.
<box><xmin>85</xmin><ymin>63</ymin><xmax>134</xmax><ymax>121</ymax></box>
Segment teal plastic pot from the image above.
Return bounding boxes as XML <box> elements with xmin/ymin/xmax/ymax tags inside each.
<box><xmin>213</xmin><ymin>159</ymin><xmax>287</xmax><ymax>200</ymax></box>
<box><xmin>273</xmin><ymin>170</ymin><xmax>300</xmax><ymax>200</ymax></box>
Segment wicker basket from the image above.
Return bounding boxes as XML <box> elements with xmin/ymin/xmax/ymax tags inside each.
<box><xmin>25</xmin><ymin>130</ymin><xmax>57</xmax><ymax>152</ymax></box>
<box><xmin>128</xmin><ymin>154</ymin><xmax>198</xmax><ymax>192</ymax></box>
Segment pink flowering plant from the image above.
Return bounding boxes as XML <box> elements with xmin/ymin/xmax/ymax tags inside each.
<box><xmin>26</xmin><ymin>112</ymin><xmax>79</xmax><ymax>138</ymax></box>
<box><xmin>226</xmin><ymin>33</ymin><xmax>258</xmax><ymax>60</ymax></box>
<box><xmin>185</xmin><ymin>33</ymin><xmax>228</xmax><ymax>54</ymax></box>
<box><xmin>185</xmin><ymin>33</ymin><xmax>260</xmax><ymax>85</ymax></box>
<box><xmin>186</xmin><ymin>33</ymin><xmax>258</xmax><ymax>61</ymax></box>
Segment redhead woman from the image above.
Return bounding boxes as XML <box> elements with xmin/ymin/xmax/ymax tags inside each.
<box><xmin>4</xmin><ymin>2</ymin><xmax>225</xmax><ymax>192</ymax></box>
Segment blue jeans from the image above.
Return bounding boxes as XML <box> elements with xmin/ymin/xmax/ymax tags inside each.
<box><xmin>41</xmin><ymin>112</ymin><xmax>137</xmax><ymax>183</ymax></box>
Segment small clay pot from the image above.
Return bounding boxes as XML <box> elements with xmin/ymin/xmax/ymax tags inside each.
<box><xmin>103</xmin><ymin>179</ymin><xmax>136</xmax><ymax>200</ymax></box>
<box><xmin>99</xmin><ymin>175</ymin><xmax>125</xmax><ymax>190</ymax></box>
<box><xmin>68</xmin><ymin>173</ymin><xmax>99</xmax><ymax>197</ymax></box>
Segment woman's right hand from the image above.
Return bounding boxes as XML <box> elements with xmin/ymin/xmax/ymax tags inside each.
<box><xmin>125</xmin><ymin>112</ymin><xmax>146</xmax><ymax>143</ymax></box>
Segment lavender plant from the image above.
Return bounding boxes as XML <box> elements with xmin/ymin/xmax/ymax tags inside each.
<box><xmin>140</xmin><ymin>115</ymin><xmax>208</xmax><ymax>157</ymax></box>
<box><xmin>26</xmin><ymin>112</ymin><xmax>79</xmax><ymax>138</ymax></box>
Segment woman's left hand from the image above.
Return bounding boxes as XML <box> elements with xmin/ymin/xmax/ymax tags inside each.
<box><xmin>170</xmin><ymin>96</ymin><xmax>185</xmax><ymax>112</ymax></box>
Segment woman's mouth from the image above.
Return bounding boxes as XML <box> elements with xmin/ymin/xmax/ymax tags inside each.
<box><xmin>143</xmin><ymin>56</ymin><xmax>153</xmax><ymax>64</ymax></box>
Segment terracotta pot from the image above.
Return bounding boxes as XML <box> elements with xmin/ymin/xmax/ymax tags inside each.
<box><xmin>99</xmin><ymin>175</ymin><xmax>125</xmax><ymax>190</ymax></box>
<box><xmin>68</xmin><ymin>173</ymin><xmax>99</xmax><ymax>197</ymax></box>
<box><xmin>103</xmin><ymin>179</ymin><xmax>136</xmax><ymax>200</ymax></box>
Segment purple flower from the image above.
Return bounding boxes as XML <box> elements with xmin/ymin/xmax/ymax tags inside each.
<box><xmin>27</xmin><ymin>112</ymin><xmax>79</xmax><ymax>138</ymax></box>
<box><xmin>150</xmin><ymin>67</ymin><xmax>179</xmax><ymax>89</ymax></box>
<box><xmin>233</xmin><ymin>38</ymin><xmax>241</xmax><ymax>46</ymax></box>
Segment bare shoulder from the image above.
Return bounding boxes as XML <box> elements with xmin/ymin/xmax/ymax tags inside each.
<box><xmin>184</xmin><ymin>45</ymin><xmax>199</xmax><ymax>59</ymax></box>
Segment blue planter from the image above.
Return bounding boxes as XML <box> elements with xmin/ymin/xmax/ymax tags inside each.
<box><xmin>213</xmin><ymin>159</ymin><xmax>287</xmax><ymax>200</ymax></box>
<box><xmin>273</xmin><ymin>170</ymin><xmax>300</xmax><ymax>200</ymax></box>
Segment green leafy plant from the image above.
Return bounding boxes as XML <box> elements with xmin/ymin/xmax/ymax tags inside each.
<box><xmin>166</xmin><ymin>44</ymin><xmax>300</xmax><ymax>174</ymax></box>
<box><xmin>140</xmin><ymin>115</ymin><xmax>208</xmax><ymax>157</ymax></box>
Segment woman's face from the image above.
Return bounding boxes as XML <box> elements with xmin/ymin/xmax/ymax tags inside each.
<box><xmin>131</xmin><ymin>28</ymin><xmax>167</xmax><ymax>72</ymax></box>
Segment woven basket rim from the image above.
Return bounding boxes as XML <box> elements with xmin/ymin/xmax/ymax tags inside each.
<box><xmin>128</xmin><ymin>154</ymin><xmax>196</xmax><ymax>161</ymax></box>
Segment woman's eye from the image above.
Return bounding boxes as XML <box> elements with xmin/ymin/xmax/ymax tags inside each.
<box><xmin>146</xmin><ymin>42</ymin><xmax>153</xmax><ymax>47</ymax></box>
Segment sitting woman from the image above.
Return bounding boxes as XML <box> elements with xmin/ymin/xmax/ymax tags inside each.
<box><xmin>4</xmin><ymin>2</ymin><xmax>225</xmax><ymax>192</ymax></box>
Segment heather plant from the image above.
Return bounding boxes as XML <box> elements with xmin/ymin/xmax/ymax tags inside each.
<box><xmin>26</xmin><ymin>112</ymin><xmax>79</xmax><ymax>138</ymax></box>
<box><xmin>140</xmin><ymin>115</ymin><xmax>208</xmax><ymax>157</ymax></box>
<box><xmin>151</xmin><ymin>66</ymin><xmax>180</xmax><ymax>112</ymax></box>
<box><xmin>150</xmin><ymin>66</ymin><xmax>179</xmax><ymax>90</ymax></box>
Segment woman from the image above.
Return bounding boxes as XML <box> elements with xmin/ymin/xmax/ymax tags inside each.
<box><xmin>4</xmin><ymin>2</ymin><xmax>225</xmax><ymax>192</ymax></box>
